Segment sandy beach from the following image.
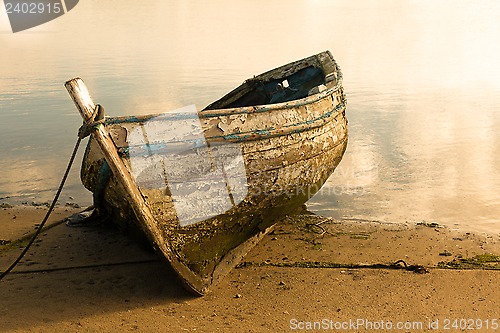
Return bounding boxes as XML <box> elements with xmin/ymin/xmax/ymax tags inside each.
<box><xmin>0</xmin><ymin>205</ymin><xmax>498</xmax><ymax>332</ymax></box>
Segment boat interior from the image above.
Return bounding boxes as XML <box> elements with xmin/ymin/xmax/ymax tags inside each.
<box><xmin>203</xmin><ymin>66</ymin><xmax>325</xmax><ymax>110</ymax></box>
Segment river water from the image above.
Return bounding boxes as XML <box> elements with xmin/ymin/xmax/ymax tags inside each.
<box><xmin>1</xmin><ymin>0</ymin><xmax>499</xmax><ymax>234</ymax></box>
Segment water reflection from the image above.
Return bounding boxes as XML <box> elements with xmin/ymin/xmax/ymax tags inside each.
<box><xmin>309</xmin><ymin>88</ymin><xmax>500</xmax><ymax>234</ymax></box>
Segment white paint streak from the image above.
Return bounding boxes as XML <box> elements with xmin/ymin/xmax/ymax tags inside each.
<box><xmin>128</xmin><ymin>105</ymin><xmax>248</xmax><ymax>226</ymax></box>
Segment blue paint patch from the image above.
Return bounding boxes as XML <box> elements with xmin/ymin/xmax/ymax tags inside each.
<box><xmin>94</xmin><ymin>160</ymin><xmax>112</xmax><ymax>208</ymax></box>
<box><xmin>123</xmin><ymin>138</ymin><xmax>208</xmax><ymax>158</ymax></box>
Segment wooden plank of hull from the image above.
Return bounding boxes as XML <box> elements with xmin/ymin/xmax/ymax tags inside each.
<box><xmin>73</xmin><ymin>50</ymin><xmax>348</xmax><ymax>294</ymax></box>
<box><xmin>81</xmin><ymin>109</ymin><xmax>347</xmax><ymax>281</ymax></box>
<box><xmin>85</xmin><ymin>134</ymin><xmax>347</xmax><ymax>280</ymax></box>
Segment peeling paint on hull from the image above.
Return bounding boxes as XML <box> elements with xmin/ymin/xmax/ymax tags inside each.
<box><xmin>80</xmin><ymin>51</ymin><xmax>348</xmax><ymax>295</ymax></box>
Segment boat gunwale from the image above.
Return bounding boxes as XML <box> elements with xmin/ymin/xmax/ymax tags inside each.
<box><xmin>114</xmin><ymin>96</ymin><xmax>346</xmax><ymax>153</ymax></box>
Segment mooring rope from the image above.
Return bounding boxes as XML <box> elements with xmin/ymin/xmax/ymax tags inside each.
<box><xmin>0</xmin><ymin>105</ymin><xmax>103</xmax><ymax>281</ymax></box>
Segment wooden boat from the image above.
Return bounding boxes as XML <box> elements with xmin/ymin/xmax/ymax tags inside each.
<box><xmin>65</xmin><ymin>50</ymin><xmax>348</xmax><ymax>295</ymax></box>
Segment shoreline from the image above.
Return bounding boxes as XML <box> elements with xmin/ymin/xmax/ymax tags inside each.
<box><xmin>0</xmin><ymin>205</ymin><xmax>82</xmax><ymax>246</ymax></box>
<box><xmin>0</xmin><ymin>206</ymin><xmax>499</xmax><ymax>332</ymax></box>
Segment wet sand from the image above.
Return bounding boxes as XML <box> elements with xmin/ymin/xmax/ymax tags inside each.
<box><xmin>0</xmin><ymin>206</ymin><xmax>499</xmax><ymax>332</ymax></box>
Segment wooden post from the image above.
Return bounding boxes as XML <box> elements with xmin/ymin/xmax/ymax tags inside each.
<box><xmin>65</xmin><ymin>78</ymin><xmax>147</xmax><ymax>212</ymax></box>
<box><xmin>65</xmin><ymin>78</ymin><xmax>206</xmax><ymax>295</ymax></box>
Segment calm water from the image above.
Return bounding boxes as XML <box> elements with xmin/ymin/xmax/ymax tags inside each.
<box><xmin>1</xmin><ymin>1</ymin><xmax>499</xmax><ymax>234</ymax></box>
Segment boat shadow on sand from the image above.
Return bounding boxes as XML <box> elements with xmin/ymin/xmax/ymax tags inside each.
<box><xmin>0</xmin><ymin>213</ymin><xmax>195</xmax><ymax>331</ymax></box>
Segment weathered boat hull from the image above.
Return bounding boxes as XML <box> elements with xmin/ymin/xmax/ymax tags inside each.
<box><xmin>78</xmin><ymin>51</ymin><xmax>347</xmax><ymax>294</ymax></box>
